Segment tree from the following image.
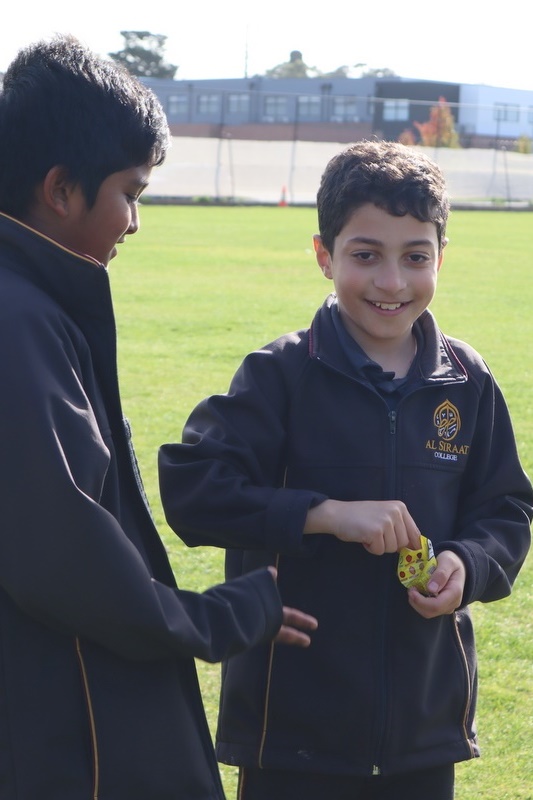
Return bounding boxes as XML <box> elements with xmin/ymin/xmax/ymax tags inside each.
<box><xmin>398</xmin><ymin>128</ymin><xmax>417</xmax><ymax>146</ymax></box>
<box><xmin>319</xmin><ymin>65</ymin><xmax>351</xmax><ymax>79</ymax></box>
<box><xmin>361</xmin><ymin>66</ymin><xmax>396</xmax><ymax>78</ymax></box>
<box><xmin>109</xmin><ymin>31</ymin><xmax>178</xmax><ymax>79</ymax></box>
<box><xmin>265</xmin><ymin>51</ymin><xmax>319</xmax><ymax>78</ymax></box>
<box><xmin>413</xmin><ymin>96</ymin><xmax>460</xmax><ymax>148</ymax></box>
<box><xmin>348</xmin><ymin>63</ymin><xmax>396</xmax><ymax>78</ymax></box>
<box><xmin>515</xmin><ymin>134</ymin><xmax>532</xmax><ymax>154</ymax></box>
<box><xmin>263</xmin><ymin>53</ymin><xmax>397</xmax><ymax>80</ymax></box>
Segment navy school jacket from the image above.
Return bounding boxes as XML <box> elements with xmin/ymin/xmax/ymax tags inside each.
<box><xmin>0</xmin><ymin>212</ymin><xmax>283</xmax><ymax>799</ymax></box>
<box><xmin>159</xmin><ymin>295</ymin><xmax>532</xmax><ymax>777</ymax></box>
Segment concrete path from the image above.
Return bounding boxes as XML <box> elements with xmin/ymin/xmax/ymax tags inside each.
<box><xmin>146</xmin><ymin>138</ymin><xmax>533</xmax><ymax>205</ymax></box>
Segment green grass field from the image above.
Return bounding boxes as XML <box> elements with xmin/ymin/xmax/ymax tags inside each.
<box><xmin>112</xmin><ymin>206</ymin><xmax>533</xmax><ymax>800</ymax></box>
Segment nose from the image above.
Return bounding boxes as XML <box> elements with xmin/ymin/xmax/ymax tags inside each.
<box><xmin>127</xmin><ymin>204</ymin><xmax>140</xmax><ymax>235</ymax></box>
<box><xmin>373</xmin><ymin>260</ymin><xmax>406</xmax><ymax>293</ymax></box>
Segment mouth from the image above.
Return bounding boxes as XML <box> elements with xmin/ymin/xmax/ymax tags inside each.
<box><xmin>369</xmin><ymin>301</ymin><xmax>405</xmax><ymax>311</ymax></box>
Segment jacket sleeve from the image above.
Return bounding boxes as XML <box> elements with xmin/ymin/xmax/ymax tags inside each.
<box><xmin>436</xmin><ymin>366</ymin><xmax>532</xmax><ymax>606</ymax></box>
<box><xmin>0</xmin><ymin>296</ymin><xmax>282</xmax><ymax>662</ymax></box>
<box><xmin>159</xmin><ymin>344</ymin><xmax>327</xmax><ymax>554</ymax></box>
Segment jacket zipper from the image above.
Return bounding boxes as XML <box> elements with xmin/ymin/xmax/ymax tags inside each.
<box><xmin>371</xmin><ymin>407</ymin><xmax>398</xmax><ymax>776</ymax></box>
<box><xmin>259</xmin><ymin>466</ymin><xmax>288</xmax><ymax>767</ymax></box>
<box><xmin>75</xmin><ymin>638</ymin><xmax>100</xmax><ymax>800</ymax></box>
<box><xmin>313</xmin><ymin>355</ymin><xmax>470</xmax><ymax>773</ymax></box>
<box><xmin>388</xmin><ymin>409</ymin><xmax>397</xmax><ymax>495</ymax></box>
<box><xmin>318</xmin><ymin>366</ymin><xmax>404</xmax><ymax>773</ymax></box>
<box><xmin>258</xmin><ymin>551</ymin><xmax>280</xmax><ymax>768</ymax></box>
<box><xmin>315</xmin><ymin>369</ymin><xmax>401</xmax><ymax>774</ymax></box>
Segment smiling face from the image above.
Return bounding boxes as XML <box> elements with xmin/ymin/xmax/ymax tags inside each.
<box><xmin>314</xmin><ymin>203</ymin><xmax>443</xmax><ymax>367</ymax></box>
<box><xmin>26</xmin><ymin>163</ymin><xmax>153</xmax><ymax>268</ymax></box>
<box><xmin>61</xmin><ymin>164</ymin><xmax>152</xmax><ymax>267</ymax></box>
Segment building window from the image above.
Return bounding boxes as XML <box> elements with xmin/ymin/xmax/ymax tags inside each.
<box><xmin>227</xmin><ymin>93</ymin><xmax>250</xmax><ymax>114</ymax></box>
<box><xmin>297</xmin><ymin>95</ymin><xmax>321</xmax><ymax>119</ymax></box>
<box><xmin>382</xmin><ymin>99</ymin><xmax>409</xmax><ymax>121</ymax></box>
<box><xmin>528</xmin><ymin>106</ymin><xmax>533</xmax><ymax>124</ymax></box>
<box><xmin>197</xmin><ymin>94</ymin><xmax>219</xmax><ymax>115</ymax></box>
<box><xmin>331</xmin><ymin>96</ymin><xmax>359</xmax><ymax>122</ymax></box>
<box><xmin>494</xmin><ymin>103</ymin><xmax>520</xmax><ymax>122</ymax></box>
<box><xmin>263</xmin><ymin>95</ymin><xmax>289</xmax><ymax>122</ymax></box>
<box><xmin>167</xmin><ymin>94</ymin><xmax>188</xmax><ymax>117</ymax></box>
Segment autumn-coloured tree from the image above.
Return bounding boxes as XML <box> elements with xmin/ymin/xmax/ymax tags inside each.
<box><xmin>414</xmin><ymin>97</ymin><xmax>460</xmax><ymax>148</ymax></box>
<box><xmin>398</xmin><ymin>129</ymin><xmax>416</xmax><ymax>146</ymax></box>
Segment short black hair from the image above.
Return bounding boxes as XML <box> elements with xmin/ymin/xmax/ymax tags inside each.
<box><xmin>0</xmin><ymin>34</ymin><xmax>170</xmax><ymax>218</ymax></box>
<box><xmin>316</xmin><ymin>140</ymin><xmax>450</xmax><ymax>254</ymax></box>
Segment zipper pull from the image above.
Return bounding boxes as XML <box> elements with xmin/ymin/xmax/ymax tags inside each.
<box><xmin>389</xmin><ymin>410</ymin><xmax>397</xmax><ymax>434</ymax></box>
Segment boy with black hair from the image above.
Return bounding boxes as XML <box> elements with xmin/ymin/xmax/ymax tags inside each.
<box><xmin>0</xmin><ymin>35</ymin><xmax>316</xmax><ymax>799</ymax></box>
<box><xmin>159</xmin><ymin>141</ymin><xmax>532</xmax><ymax>800</ymax></box>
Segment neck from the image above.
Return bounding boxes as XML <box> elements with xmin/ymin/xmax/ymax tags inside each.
<box><xmin>364</xmin><ymin>334</ymin><xmax>417</xmax><ymax>379</ymax></box>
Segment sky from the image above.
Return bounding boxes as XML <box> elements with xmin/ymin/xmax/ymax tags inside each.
<box><xmin>1</xmin><ymin>0</ymin><xmax>532</xmax><ymax>92</ymax></box>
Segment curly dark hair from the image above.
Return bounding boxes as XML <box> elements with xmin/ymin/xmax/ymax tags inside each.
<box><xmin>316</xmin><ymin>140</ymin><xmax>450</xmax><ymax>254</ymax></box>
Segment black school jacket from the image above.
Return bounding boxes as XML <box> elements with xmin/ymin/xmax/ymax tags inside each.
<box><xmin>159</xmin><ymin>294</ymin><xmax>532</xmax><ymax>778</ymax></box>
<box><xmin>0</xmin><ymin>212</ymin><xmax>283</xmax><ymax>799</ymax></box>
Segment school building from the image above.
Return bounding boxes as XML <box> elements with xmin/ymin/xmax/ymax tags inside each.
<box><xmin>141</xmin><ymin>74</ymin><xmax>533</xmax><ymax>149</ymax></box>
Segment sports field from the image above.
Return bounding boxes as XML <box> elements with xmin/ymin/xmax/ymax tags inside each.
<box><xmin>113</xmin><ymin>205</ymin><xmax>532</xmax><ymax>800</ymax></box>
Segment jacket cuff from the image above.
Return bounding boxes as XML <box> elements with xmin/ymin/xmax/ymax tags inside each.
<box><xmin>265</xmin><ymin>489</ymin><xmax>328</xmax><ymax>555</ymax></box>
<box><xmin>241</xmin><ymin>568</ymin><xmax>284</xmax><ymax>640</ymax></box>
<box><xmin>434</xmin><ymin>541</ymin><xmax>482</xmax><ymax>607</ymax></box>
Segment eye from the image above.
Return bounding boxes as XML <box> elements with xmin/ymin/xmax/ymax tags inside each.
<box><xmin>353</xmin><ymin>250</ymin><xmax>376</xmax><ymax>263</ymax></box>
<box><xmin>126</xmin><ymin>185</ymin><xmax>147</xmax><ymax>204</ymax></box>
<box><xmin>406</xmin><ymin>252</ymin><xmax>430</xmax><ymax>265</ymax></box>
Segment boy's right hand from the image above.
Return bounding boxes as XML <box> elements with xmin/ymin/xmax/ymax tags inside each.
<box><xmin>304</xmin><ymin>499</ymin><xmax>421</xmax><ymax>555</ymax></box>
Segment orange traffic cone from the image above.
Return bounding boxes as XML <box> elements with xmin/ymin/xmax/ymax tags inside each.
<box><xmin>278</xmin><ymin>185</ymin><xmax>288</xmax><ymax>207</ymax></box>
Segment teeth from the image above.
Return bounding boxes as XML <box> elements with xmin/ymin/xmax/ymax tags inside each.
<box><xmin>372</xmin><ymin>302</ymin><xmax>402</xmax><ymax>310</ymax></box>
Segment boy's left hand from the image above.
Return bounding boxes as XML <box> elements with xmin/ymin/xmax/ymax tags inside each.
<box><xmin>267</xmin><ymin>566</ymin><xmax>318</xmax><ymax>646</ymax></box>
<box><xmin>276</xmin><ymin>606</ymin><xmax>319</xmax><ymax>647</ymax></box>
<box><xmin>407</xmin><ymin>550</ymin><xmax>466</xmax><ymax>618</ymax></box>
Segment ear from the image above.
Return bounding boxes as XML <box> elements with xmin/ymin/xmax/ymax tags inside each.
<box><xmin>41</xmin><ymin>165</ymin><xmax>76</xmax><ymax>218</ymax></box>
<box><xmin>437</xmin><ymin>237</ymin><xmax>448</xmax><ymax>272</ymax></box>
<box><xmin>313</xmin><ymin>234</ymin><xmax>333</xmax><ymax>280</ymax></box>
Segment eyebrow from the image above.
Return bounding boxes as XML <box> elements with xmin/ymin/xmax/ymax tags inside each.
<box><xmin>346</xmin><ymin>236</ymin><xmax>435</xmax><ymax>247</ymax></box>
<box><xmin>127</xmin><ymin>176</ymin><xmax>150</xmax><ymax>192</ymax></box>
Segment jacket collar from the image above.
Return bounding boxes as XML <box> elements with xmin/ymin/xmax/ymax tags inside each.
<box><xmin>309</xmin><ymin>293</ymin><xmax>468</xmax><ymax>386</ymax></box>
<box><xmin>0</xmin><ymin>212</ymin><xmax>122</xmax><ymax>421</ymax></box>
<box><xmin>0</xmin><ymin>211</ymin><xmax>111</xmax><ymax>327</ymax></box>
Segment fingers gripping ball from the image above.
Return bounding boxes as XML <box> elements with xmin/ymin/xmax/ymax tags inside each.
<box><xmin>398</xmin><ymin>536</ymin><xmax>437</xmax><ymax>595</ymax></box>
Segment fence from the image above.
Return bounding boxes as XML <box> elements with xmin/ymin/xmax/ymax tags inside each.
<box><xmin>146</xmin><ymin>137</ymin><xmax>533</xmax><ymax>206</ymax></box>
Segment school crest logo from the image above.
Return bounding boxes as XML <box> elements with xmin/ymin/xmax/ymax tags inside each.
<box><xmin>434</xmin><ymin>400</ymin><xmax>461</xmax><ymax>441</ymax></box>
<box><xmin>425</xmin><ymin>400</ymin><xmax>469</xmax><ymax>461</ymax></box>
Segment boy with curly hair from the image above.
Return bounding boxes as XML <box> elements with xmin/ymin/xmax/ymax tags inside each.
<box><xmin>160</xmin><ymin>141</ymin><xmax>532</xmax><ymax>800</ymax></box>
